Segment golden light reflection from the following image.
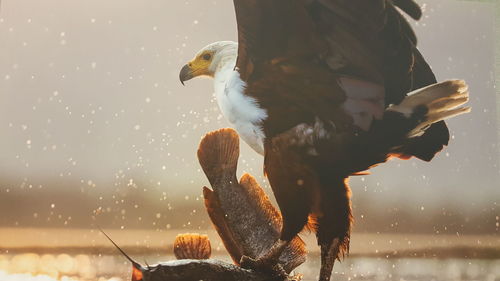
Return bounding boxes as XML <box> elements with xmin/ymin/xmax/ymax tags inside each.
<box><xmin>0</xmin><ymin>253</ymin><xmax>125</xmax><ymax>281</ymax></box>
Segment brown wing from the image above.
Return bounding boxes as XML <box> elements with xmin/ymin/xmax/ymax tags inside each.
<box><xmin>234</xmin><ymin>0</ymin><xmax>418</xmax><ymax>87</ymax></box>
<box><xmin>302</xmin><ymin>0</ymin><xmax>421</xmax><ymax>102</ymax></box>
<box><xmin>233</xmin><ymin>0</ymin><xmax>449</xmax><ymax>160</ymax></box>
<box><xmin>233</xmin><ymin>0</ymin><xmax>326</xmax><ymax>81</ymax></box>
<box><xmin>306</xmin><ymin>0</ymin><xmax>450</xmax><ymax>161</ymax></box>
<box><xmin>233</xmin><ymin>0</ymin><xmax>354</xmax><ymax>137</ymax></box>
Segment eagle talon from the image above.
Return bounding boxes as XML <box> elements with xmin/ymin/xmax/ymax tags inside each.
<box><xmin>239</xmin><ymin>255</ymin><xmax>257</xmax><ymax>269</ymax></box>
<box><xmin>240</xmin><ymin>255</ymin><xmax>288</xmax><ymax>279</ymax></box>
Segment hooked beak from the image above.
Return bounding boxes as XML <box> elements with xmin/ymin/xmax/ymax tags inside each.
<box><xmin>179</xmin><ymin>64</ymin><xmax>194</xmax><ymax>86</ymax></box>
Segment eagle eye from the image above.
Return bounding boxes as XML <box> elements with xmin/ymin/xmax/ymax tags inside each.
<box><xmin>202</xmin><ymin>53</ymin><xmax>212</xmax><ymax>61</ymax></box>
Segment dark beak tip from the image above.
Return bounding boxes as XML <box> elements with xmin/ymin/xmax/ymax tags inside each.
<box><xmin>179</xmin><ymin>64</ymin><xmax>193</xmax><ymax>86</ymax></box>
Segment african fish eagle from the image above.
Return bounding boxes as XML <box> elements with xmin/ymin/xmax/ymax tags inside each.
<box><xmin>179</xmin><ymin>0</ymin><xmax>470</xmax><ymax>280</ymax></box>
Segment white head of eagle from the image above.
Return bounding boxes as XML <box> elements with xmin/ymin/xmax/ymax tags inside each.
<box><xmin>179</xmin><ymin>41</ymin><xmax>238</xmax><ymax>84</ymax></box>
<box><xmin>180</xmin><ymin>41</ymin><xmax>267</xmax><ymax>155</ymax></box>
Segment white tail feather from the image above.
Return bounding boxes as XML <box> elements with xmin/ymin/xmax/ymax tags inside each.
<box><xmin>387</xmin><ymin>79</ymin><xmax>471</xmax><ymax>137</ymax></box>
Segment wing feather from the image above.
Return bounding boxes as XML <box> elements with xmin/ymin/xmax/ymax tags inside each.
<box><xmin>233</xmin><ymin>0</ymin><xmax>449</xmax><ymax>159</ymax></box>
<box><xmin>233</xmin><ymin>0</ymin><xmax>325</xmax><ymax>81</ymax></box>
<box><xmin>393</xmin><ymin>0</ymin><xmax>423</xmax><ymax>20</ymax></box>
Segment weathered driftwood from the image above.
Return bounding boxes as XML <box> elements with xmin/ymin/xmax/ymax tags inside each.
<box><xmin>198</xmin><ymin>128</ymin><xmax>307</xmax><ymax>273</ymax></box>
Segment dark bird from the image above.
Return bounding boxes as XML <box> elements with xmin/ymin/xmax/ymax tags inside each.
<box><xmin>179</xmin><ymin>0</ymin><xmax>470</xmax><ymax>280</ymax></box>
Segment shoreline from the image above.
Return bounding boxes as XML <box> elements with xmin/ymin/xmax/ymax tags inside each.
<box><xmin>1</xmin><ymin>227</ymin><xmax>498</xmax><ymax>259</ymax></box>
<box><xmin>1</xmin><ymin>245</ymin><xmax>499</xmax><ymax>260</ymax></box>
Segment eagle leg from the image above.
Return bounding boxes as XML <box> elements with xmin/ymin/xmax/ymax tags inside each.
<box><xmin>319</xmin><ymin>238</ymin><xmax>341</xmax><ymax>281</ymax></box>
<box><xmin>239</xmin><ymin>134</ymin><xmax>313</xmax><ymax>277</ymax></box>
<box><xmin>312</xmin><ymin>175</ymin><xmax>352</xmax><ymax>281</ymax></box>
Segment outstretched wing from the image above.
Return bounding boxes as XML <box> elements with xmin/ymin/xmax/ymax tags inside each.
<box><xmin>234</xmin><ymin>0</ymin><xmax>419</xmax><ymax>89</ymax></box>
<box><xmin>233</xmin><ymin>0</ymin><xmax>326</xmax><ymax>81</ymax></box>
<box><xmin>233</xmin><ymin>0</ymin><xmax>449</xmax><ymax>160</ymax></box>
<box><xmin>305</xmin><ymin>0</ymin><xmax>450</xmax><ymax>160</ymax></box>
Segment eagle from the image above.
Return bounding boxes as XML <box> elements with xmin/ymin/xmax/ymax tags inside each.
<box><xmin>179</xmin><ymin>0</ymin><xmax>470</xmax><ymax>280</ymax></box>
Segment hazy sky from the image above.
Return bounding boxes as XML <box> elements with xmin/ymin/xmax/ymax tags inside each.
<box><xmin>0</xmin><ymin>0</ymin><xmax>498</xmax><ymax>206</ymax></box>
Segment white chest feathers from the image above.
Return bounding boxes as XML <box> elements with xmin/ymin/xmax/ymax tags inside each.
<box><xmin>214</xmin><ymin>68</ymin><xmax>267</xmax><ymax>155</ymax></box>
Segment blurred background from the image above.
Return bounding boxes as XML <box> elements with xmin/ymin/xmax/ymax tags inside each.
<box><xmin>0</xmin><ymin>0</ymin><xmax>498</xmax><ymax>280</ymax></box>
